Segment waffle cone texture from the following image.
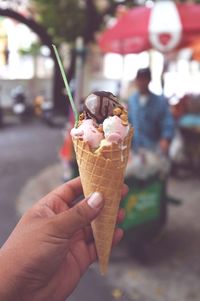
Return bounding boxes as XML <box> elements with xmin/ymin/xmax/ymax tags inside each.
<box><xmin>72</xmin><ymin>127</ymin><xmax>133</xmax><ymax>274</ymax></box>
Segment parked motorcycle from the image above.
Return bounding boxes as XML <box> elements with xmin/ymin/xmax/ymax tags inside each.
<box><xmin>12</xmin><ymin>86</ymin><xmax>32</xmax><ymax>122</ymax></box>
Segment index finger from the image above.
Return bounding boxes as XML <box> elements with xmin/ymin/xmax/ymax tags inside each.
<box><xmin>53</xmin><ymin>179</ymin><xmax>128</xmax><ymax>206</ymax></box>
<box><xmin>52</xmin><ymin>177</ymin><xmax>83</xmax><ymax>205</ymax></box>
<box><xmin>42</xmin><ymin>177</ymin><xmax>127</xmax><ymax>209</ymax></box>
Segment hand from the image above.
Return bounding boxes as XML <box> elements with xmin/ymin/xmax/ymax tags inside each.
<box><xmin>159</xmin><ymin>139</ymin><xmax>170</xmax><ymax>154</ymax></box>
<box><xmin>0</xmin><ymin>177</ymin><xmax>127</xmax><ymax>301</ymax></box>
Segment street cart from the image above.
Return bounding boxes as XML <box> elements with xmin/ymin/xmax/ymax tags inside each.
<box><xmin>120</xmin><ymin>149</ymin><xmax>170</xmax><ymax>256</ymax></box>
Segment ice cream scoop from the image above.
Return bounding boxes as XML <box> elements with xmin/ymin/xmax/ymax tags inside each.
<box><xmin>71</xmin><ymin>119</ymin><xmax>103</xmax><ymax>149</ymax></box>
<box><xmin>103</xmin><ymin>115</ymin><xmax>129</xmax><ymax>143</ymax></box>
<box><xmin>84</xmin><ymin>91</ymin><xmax>123</xmax><ymax>123</ymax></box>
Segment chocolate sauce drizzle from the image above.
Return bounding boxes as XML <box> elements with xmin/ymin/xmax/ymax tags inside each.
<box><xmin>84</xmin><ymin>91</ymin><xmax>122</xmax><ymax>123</ymax></box>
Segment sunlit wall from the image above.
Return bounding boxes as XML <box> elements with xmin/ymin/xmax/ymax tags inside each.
<box><xmin>102</xmin><ymin>50</ymin><xmax>200</xmax><ymax>98</ymax></box>
<box><xmin>0</xmin><ymin>18</ymin><xmax>53</xmax><ymax>80</ymax></box>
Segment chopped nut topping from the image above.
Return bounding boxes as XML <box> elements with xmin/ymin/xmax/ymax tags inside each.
<box><xmin>78</xmin><ymin>120</ymin><xmax>83</xmax><ymax>127</ymax></box>
<box><xmin>97</xmin><ymin>125</ymin><xmax>104</xmax><ymax>133</ymax></box>
<box><xmin>122</xmin><ymin>109</ymin><xmax>128</xmax><ymax>114</ymax></box>
<box><xmin>113</xmin><ymin>107</ymin><xmax>122</xmax><ymax>116</ymax></box>
<box><xmin>120</xmin><ymin>114</ymin><xmax>128</xmax><ymax>121</ymax></box>
<box><xmin>122</xmin><ymin>120</ymin><xmax>128</xmax><ymax>126</ymax></box>
<box><xmin>79</xmin><ymin>113</ymin><xmax>84</xmax><ymax>121</ymax></box>
<box><xmin>120</xmin><ymin>113</ymin><xmax>128</xmax><ymax>126</ymax></box>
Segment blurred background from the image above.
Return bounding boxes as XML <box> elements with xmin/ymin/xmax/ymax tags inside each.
<box><xmin>0</xmin><ymin>0</ymin><xmax>200</xmax><ymax>300</ymax></box>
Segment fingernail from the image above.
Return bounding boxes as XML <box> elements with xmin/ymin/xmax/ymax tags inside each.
<box><xmin>87</xmin><ymin>192</ymin><xmax>103</xmax><ymax>209</ymax></box>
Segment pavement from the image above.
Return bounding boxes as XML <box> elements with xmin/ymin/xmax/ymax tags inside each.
<box><xmin>1</xmin><ymin>118</ymin><xmax>200</xmax><ymax>301</ymax></box>
<box><xmin>0</xmin><ymin>118</ymin><xmax>62</xmax><ymax>246</ymax></box>
<box><xmin>107</xmin><ymin>177</ymin><xmax>200</xmax><ymax>301</ymax></box>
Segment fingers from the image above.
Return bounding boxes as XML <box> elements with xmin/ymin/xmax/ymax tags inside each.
<box><xmin>51</xmin><ymin>177</ymin><xmax>83</xmax><ymax>205</ymax></box>
<box><xmin>39</xmin><ymin>179</ymin><xmax>128</xmax><ymax>214</ymax></box>
<box><xmin>51</xmin><ymin>192</ymin><xmax>104</xmax><ymax>239</ymax></box>
<box><xmin>44</xmin><ymin>179</ymin><xmax>127</xmax><ymax>241</ymax></box>
<box><xmin>121</xmin><ymin>183</ymin><xmax>129</xmax><ymax>199</ymax></box>
<box><xmin>112</xmin><ymin>228</ymin><xmax>124</xmax><ymax>247</ymax></box>
<box><xmin>51</xmin><ymin>179</ymin><xmax>128</xmax><ymax>207</ymax></box>
<box><xmin>35</xmin><ymin>177</ymin><xmax>83</xmax><ymax>214</ymax></box>
<box><xmin>116</xmin><ymin>208</ymin><xmax>125</xmax><ymax>224</ymax></box>
<box><xmin>73</xmin><ymin>226</ymin><xmax>93</xmax><ymax>244</ymax></box>
<box><xmin>76</xmin><ymin>207</ymin><xmax>125</xmax><ymax>245</ymax></box>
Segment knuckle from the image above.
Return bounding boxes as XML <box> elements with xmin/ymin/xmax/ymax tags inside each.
<box><xmin>75</xmin><ymin>203</ymin><xmax>89</xmax><ymax>225</ymax></box>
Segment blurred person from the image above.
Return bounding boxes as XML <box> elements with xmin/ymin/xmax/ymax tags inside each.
<box><xmin>59</xmin><ymin>107</ymin><xmax>78</xmax><ymax>182</ymax></box>
<box><xmin>0</xmin><ymin>177</ymin><xmax>126</xmax><ymax>301</ymax></box>
<box><xmin>127</xmin><ymin>69</ymin><xmax>176</xmax><ymax>260</ymax></box>
<box><xmin>59</xmin><ymin>122</ymin><xmax>75</xmax><ymax>182</ymax></box>
<box><xmin>128</xmin><ymin>68</ymin><xmax>174</xmax><ymax>154</ymax></box>
<box><xmin>33</xmin><ymin>95</ymin><xmax>44</xmax><ymax>117</ymax></box>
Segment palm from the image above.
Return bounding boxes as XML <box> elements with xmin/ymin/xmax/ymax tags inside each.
<box><xmin>33</xmin><ymin>192</ymin><xmax>97</xmax><ymax>301</ymax></box>
<box><xmin>42</xmin><ymin>226</ymin><xmax>96</xmax><ymax>301</ymax></box>
<box><xmin>59</xmin><ymin>231</ymin><xmax>95</xmax><ymax>293</ymax></box>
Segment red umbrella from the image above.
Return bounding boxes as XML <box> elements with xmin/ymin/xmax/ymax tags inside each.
<box><xmin>99</xmin><ymin>1</ymin><xmax>200</xmax><ymax>54</ymax></box>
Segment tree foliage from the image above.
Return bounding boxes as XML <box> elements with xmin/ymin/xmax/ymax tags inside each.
<box><xmin>31</xmin><ymin>0</ymin><xmax>134</xmax><ymax>45</ymax></box>
<box><xmin>32</xmin><ymin>0</ymin><xmax>94</xmax><ymax>44</ymax></box>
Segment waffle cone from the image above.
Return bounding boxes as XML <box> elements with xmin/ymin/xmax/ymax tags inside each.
<box><xmin>72</xmin><ymin>128</ymin><xmax>133</xmax><ymax>274</ymax></box>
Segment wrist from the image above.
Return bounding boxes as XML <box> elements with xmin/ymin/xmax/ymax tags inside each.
<box><xmin>0</xmin><ymin>249</ymin><xmax>21</xmax><ymax>301</ymax></box>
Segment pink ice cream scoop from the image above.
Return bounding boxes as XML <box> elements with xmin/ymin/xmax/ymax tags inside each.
<box><xmin>103</xmin><ymin>115</ymin><xmax>129</xmax><ymax>143</ymax></box>
<box><xmin>71</xmin><ymin>119</ymin><xmax>103</xmax><ymax>149</ymax></box>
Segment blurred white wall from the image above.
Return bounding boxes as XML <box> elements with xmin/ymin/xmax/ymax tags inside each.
<box><xmin>0</xmin><ymin>78</ymin><xmax>53</xmax><ymax>108</ymax></box>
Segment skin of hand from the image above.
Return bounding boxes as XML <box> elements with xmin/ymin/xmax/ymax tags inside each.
<box><xmin>0</xmin><ymin>177</ymin><xmax>127</xmax><ymax>301</ymax></box>
<box><xmin>159</xmin><ymin>138</ymin><xmax>170</xmax><ymax>154</ymax></box>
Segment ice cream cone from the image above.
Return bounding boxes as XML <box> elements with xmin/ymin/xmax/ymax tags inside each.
<box><xmin>72</xmin><ymin>127</ymin><xmax>133</xmax><ymax>274</ymax></box>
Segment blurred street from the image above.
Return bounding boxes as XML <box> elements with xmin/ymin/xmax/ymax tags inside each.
<box><xmin>0</xmin><ymin>119</ymin><xmax>62</xmax><ymax>246</ymax></box>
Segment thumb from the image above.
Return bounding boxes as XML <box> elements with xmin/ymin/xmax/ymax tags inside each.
<box><xmin>52</xmin><ymin>192</ymin><xmax>104</xmax><ymax>238</ymax></box>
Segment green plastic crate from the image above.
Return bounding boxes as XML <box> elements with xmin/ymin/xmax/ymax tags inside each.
<box><xmin>121</xmin><ymin>175</ymin><xmax>165</xmax><ymax>231</ymax></box>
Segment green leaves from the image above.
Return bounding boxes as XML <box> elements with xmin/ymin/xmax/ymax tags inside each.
<box><xmin>32</xmin><ymin>0</ymin><xmax>86</xmax><ymax>44</ymax></box>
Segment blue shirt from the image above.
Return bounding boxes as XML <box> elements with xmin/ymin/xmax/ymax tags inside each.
<box><xmin>128</xmin><ymin>92</ymin><xmax>174</xmax><ymax>151</ymax></box>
